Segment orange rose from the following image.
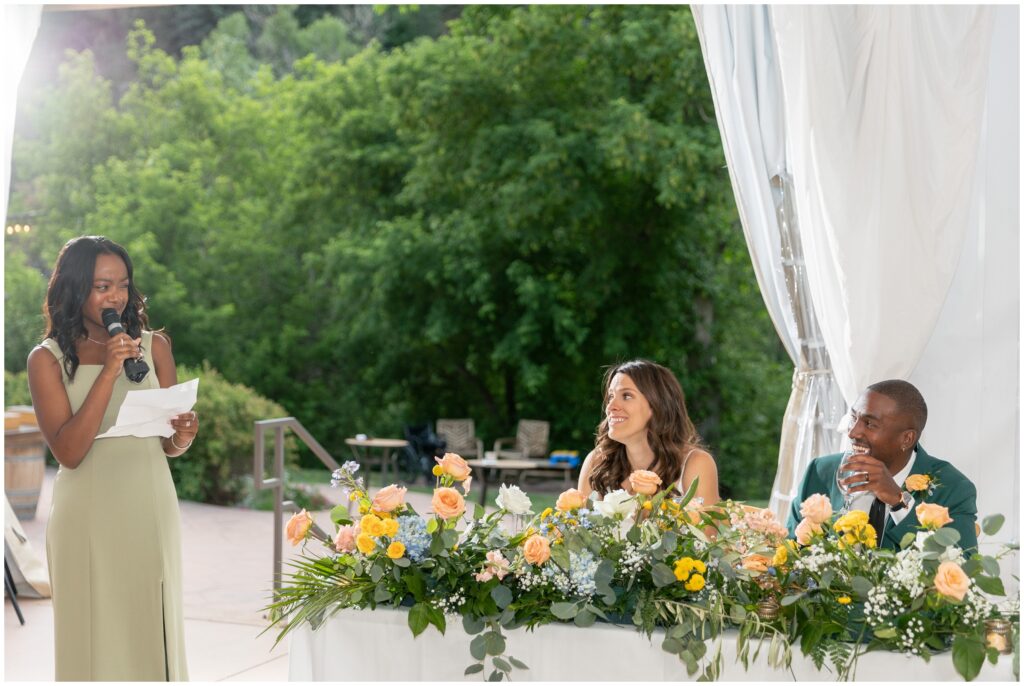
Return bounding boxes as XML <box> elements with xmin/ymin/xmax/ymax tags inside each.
<box><xmin>435</xmin><ymin>452</ymin><xmax>472</xmax><ymax>481</ymax></box>
<box><xmin>916</xmin><ymin>502</ymin><xmax>953</xmax><ymax>530</ymax></box>
<box><xmin>904</xmin><ymin>474</ymin><xmax>931</xmax><ymax>492</ymax></box>
<box><xmin>333</xmin><ymin>524</ymin><xmax>358</xmax><ymax>553</ymax></box>
<box><xmin>556</xmin><ymin>488</ymin><xmax>587</xmax><ymax>511</ymax></box>
<box><xmin>934</xmin><ymin>560</ymin><xmax>970</xmax><ymax>601</ymax></box>
<box><xmin>741</xmin><ymin>553</ymin><xmax>771</xmax><ymax>573</ymax></box>
<box><xmin>431</xmin><ymin>487</ymin><xmax>466</xmax><ymax>520</ymax></box>
<box><xmin>286</xmin><ymin>509</ymin><xmax>314</xmax><ymax>546</ymax></box>
<box><xmin>523</xmin><ymin>534</ymin><xmax>551</xmax><ymax>566</ymax></box>
<box><xmin>794</xmin><ymin>518</ymin><xmax>822</xmax><ymax>546</ymax></box>
<box><xmin>371</xmin><ymin>484</ymin><xmax>408</xmax><ymax>513</ymax></box>
<box><xmin>799</xmin><ymin>493</ymin><xmax>833</xmax><ymax>525</ymax></box>
<box><xmin>628</xmin><ymin>469</ymin><xmax>662</xmax><ymax>496</ymax></box>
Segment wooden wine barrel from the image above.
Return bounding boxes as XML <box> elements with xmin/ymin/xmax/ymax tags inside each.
<box><xmin>5</xmin><ymin>427</ymin><xmax>46</xmax><ymax>520</ymax></box>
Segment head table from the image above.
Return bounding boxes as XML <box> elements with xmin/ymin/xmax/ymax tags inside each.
<box><xmin>287</xmin><ymin>606</ymin><xmax>1014</xmax><ymax>681</ymax></box>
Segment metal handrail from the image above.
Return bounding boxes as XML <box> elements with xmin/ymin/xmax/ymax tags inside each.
<box><xmin>254</xmin><ymin>417</ymin><xmax>341</xmax><ymax>594</ymax></box>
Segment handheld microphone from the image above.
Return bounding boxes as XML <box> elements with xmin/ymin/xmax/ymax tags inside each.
<box><xmin>101</xmin><ymin>308</ymin><xmax>150</xmax><ymax>383</ymax></box>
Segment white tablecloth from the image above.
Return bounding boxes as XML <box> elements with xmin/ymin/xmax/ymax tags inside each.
<box><xmin>288</xmin><ymin>607</ymin><xmax>1014</xmax><ymax>681</ymax></box>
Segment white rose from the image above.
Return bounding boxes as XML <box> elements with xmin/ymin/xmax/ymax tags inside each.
<box><xmin>594</xmin><ymin>489</ymin><xmax>636</xmax><ymax>518</ymax></box>
<box><xmin>495</xmin><ymin>484</ymin><xmax>533</xmax><ymax>515</ymax></box>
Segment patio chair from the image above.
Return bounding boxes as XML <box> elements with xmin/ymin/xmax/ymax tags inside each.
<box><xmin>436</xmin><ymin>419</ymin><xmax>484</xmax><ymax>460</ymax></box>
<box><xmin>493</xmin><ymin>419</ymin><xmax>549</xmax><ymax>460</ymax></box>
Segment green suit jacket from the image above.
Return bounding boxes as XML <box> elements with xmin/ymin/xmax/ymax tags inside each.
<box><xmin>785</xmin><ymin>444</ymin><xmax>978</xmax><ymax>552</ymax></box>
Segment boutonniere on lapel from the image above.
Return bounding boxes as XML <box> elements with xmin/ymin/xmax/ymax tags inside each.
<box><xmin>904</xmin><ymin>472</ymin><xmax>938</xmax><ymax>497</ymax></box>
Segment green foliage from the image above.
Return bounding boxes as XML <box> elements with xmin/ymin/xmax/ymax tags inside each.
<box><xmin>172</xmin><ymin>362</ymin><xmax>299</xmax><ymax>505</ymax></box>
<box><xmin>3</xmin><ymin>248</ymin><xmax>47</xmax><ymax>372</ymax></box>
<box><xmin>4</xmin><ymin>370</ymin><xmax>32</xmax><ymax>406</ymax></box>
<box><xmin>9</xmin><ymin>6</ymin><xmax>790</xmax><ymax>499</ymax></box>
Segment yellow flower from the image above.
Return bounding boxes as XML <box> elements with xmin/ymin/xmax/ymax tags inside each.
<box><xmin>837</xmin><ymin>595</ymin><xmax>852</xmax><ymax>605</ymax></box>
<box><xmin>692</xmin><ymin>559</ymin><xmax>707</xmax><ymax>574</ymax></box>
<box><xmin>386</xmin><ymin>541</ymin><xmax>405</xmax><ymax>559</ymax></box>
<box><xmin>642</xmin><ymin>501</ymin><xmax>653</xmax><ymax>511</ymax></box>
<box><xmin>905</xmin><ymin>474</ymin><xmax>931</xmax><ymax>492</ymax></box>
<box><xmin>359</xmin><ymin>503</ymin><xmax>370</xmax><ymax>514</ymax></box>
<box><xmin>772</xmin><ymin>545</ymin><xmax>788</xmax><ymax>568</ymax></box>
<box><xmin>660</xmin><ymin>502</ymin><xmax>668</xmax><ymax>511</ymax></box>
<box><xmin>684</xmin><ymin>573</ymin><xmax>705</xmax><ymax>592</ymax></box>
<box><xmin>431</xmin><ymin>465</ymin><xmax>444</xmax><ymax>477</ymax></box>
<box><xmin>541</xmin><ymin>507</ymin><xmax>554</xmax><ymax>520</ymax></box>
<box><xmin>834</xmin><ymin>510</ymin><xmax>869</xmax><ymax>533</ymax></box>
<box><xmin>383</xmin><ymin>518</ymin><xmax>400</xmax><ymax>537</ymax></box>
<box><xmin>360</xmin><ymin>514</ymin><xmax>386</xmax><ymax>537</ymax></box>
<box><xmin>356</xmin><ymin>533</ymin><xmax>376</xmax><ymax>555</ymax></box>
<box><xmin>349</xmin><ymin>491</ymin><xmax>359</xmax><ymax>501</ymax></box>
<box><xmin>674</xmin><ymin>557</ymin><xmax>695</xmax><ymax>581</ymax></box>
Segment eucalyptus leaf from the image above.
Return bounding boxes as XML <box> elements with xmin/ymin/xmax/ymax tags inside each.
<box><xmin>493</xmin><ymin>657</ymin><xmax>511</xmax><ymax>672</ymax></box>
<box><xmin>465</xmin><ymin>664</ymin><xmax>484</xmax><ymax>675</ymax></box>
<box><xmin>662</xmin><ymin>637</ymin><xmax>684</xmax><ymax>654</ymax></box>
<box><xmin>931</xmin><ymin>527</ymin><xmax>961</xmax><ymax>548</ymax></box>
<box><xmin>850</xmin><ymin>576</ymin><xmax>873</xmax><ymax>597</ymax></box>
<box><xmin>373</xmin><ymin>585</ymin><xmax>391</xmax><ymax>602</ymax></box>
<box><xmin>574</xmin><ymin>609</ymin><xmax>596</xmax><ymax>627</ymax></box>
<box><xmin>982</xmin><ymin>513</ymin><xmax>1005</xmax><ymax>536</ymax></box>
<box><xmin>550</xmin><ymin>544</ymin><xmax>571</xmax><ymax>571</ymax></box>
<box><xmin>651</xmin><ymin>562</ymin><xmax>677</xmax><ymax>588</ymax></box>
<box><xmin>550</xmin><ymin>602</ymin><xmax>580</xmax><ymax>620</ymax></box>
<box><xmin>369</xmin><ymin>563</ymin><xmax>384</xmax><ymax>583</ymax></box>
<box><xmin>900</xmin><ymin>532</ymin><xmax>918</xmax><ymax>549</ymax></box>
<box><xmin>508</xmin><ymin>656</ymin><xmax>529</xmax><ymax>670</ymax></box>
<box><xmin>490</xmin><ymin>584</ymin><xmax>513</xmax><ymax>609</ymax></box>
<box><xmin>874</xmin><ymin>627</ymin><xmax>898</xmax><ymax>639</ymax></box>
<box><xmin>780</xmin><ymin>593</ymin><xmax>804</xmax><ymax>607</ymax></box>
<box><xmin>488</xmin><ymin>670</ymin><xmax>503</xmax><ymax>682</ymax></box>
<box><xmin>470</xmin><ymin>635</ymin><xmax>488</xmax><ymax>660</ymax></box>
<box><xmin>463</xmin><ymin>614</ymin><xmax>486</xmax><ymax>635</ymax></box>
<box><xmin>392</xmin><ymin>557</ymin><xmax>410</xmax><ymax>568</ymax></box>
<box><xmin>981</xmin><ymin>556</ymin><xmax>1001</xmax><ymax>577</ymax></box>
<box><xmin>484</xmin><ymin>631</ymin><xmax>506</xmax><ymax>656</ymax></box>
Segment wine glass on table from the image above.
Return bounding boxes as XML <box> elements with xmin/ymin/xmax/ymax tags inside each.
<box><xmin>835</xmin><ymin>447</ymin><xmax>868</xmax><ymax>514</ymax></box>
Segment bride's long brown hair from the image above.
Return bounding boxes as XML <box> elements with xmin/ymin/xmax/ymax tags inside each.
<box><xmin>589</xmin><ymin>359</ymin><xmax>705</xmax><ymax>495</ymax></box>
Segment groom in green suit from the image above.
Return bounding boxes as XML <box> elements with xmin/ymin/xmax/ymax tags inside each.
<box><xmin>786</xmin><ymin>379</ymin><xmax>978</xmax><ymax>552</ymax></box>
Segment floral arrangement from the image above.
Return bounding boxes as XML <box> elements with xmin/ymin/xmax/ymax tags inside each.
<box><xmin>266</xmin><ymin>457</ymin><xmax>1017</xmax><ymax>682</ymax></box>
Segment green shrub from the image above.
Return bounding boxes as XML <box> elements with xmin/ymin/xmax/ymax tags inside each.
<box><xmin>173</xmin><ymin>362</ymin><xmax>300</xmax><ymax>505</ymax></box>
<box><xmin>4</xmin><ymin>370</ymin><xmax>32</xmax><ymax>406</ymax></box>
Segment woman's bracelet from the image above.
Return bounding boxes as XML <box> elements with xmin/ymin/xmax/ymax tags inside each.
<box><xmin>170</xmin><ymin>434</ymin><xmax>193</xmax><ymax>451</ymax></box>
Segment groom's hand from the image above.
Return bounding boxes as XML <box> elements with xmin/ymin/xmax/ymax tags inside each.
<box><xmin>840</xmin><ymin>454</ymin><xmax>902</xmax><ymax>505</ymax></box>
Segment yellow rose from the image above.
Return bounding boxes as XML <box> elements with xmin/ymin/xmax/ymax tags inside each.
<box><xmin>431</xmin><ymin>487</ymin><xmax>467</xmax><ymax>520</ymax></box>
<box><xmin>523</xmin><ymin>534</ymin><xmax>551</xmax><ymax>566</ymax></box>
<box><xmin>386</xmin><ymin>541</ymin><xmax>406</xmax><ymax>559</ymax></box>
<box><xmin>628</xmin><ymin>469</ymin><xmax>663</xmax><ymax>496</ymax></box>
<box><xmin>684</xmin><ymin>573</ymin><xmax>705</xmax><ymax>592</ymax></box>
<box><xmin>834</xmin><ymin>510</ymin><xmax>869</xmax><ymax>532</ymax></box>
<box><xmin>434</xmin><ymin>452</ymin><xmax>472</xmax><ymax>481</ymax></box>
<box><xmin>916</xmin><ymin>502</ymin><xmax>953</xmax><ymax>530</ymax></box>
<box><xmin>383</xmin><ymin>518</ymin><xmax>400</xmax><ymax>537</ymax></box>
<box><xmin>371</xmin><ymin>484</ymin><xmax>408</xmax><ymax>513</ymax></box>
<box><xmin>356</xmin><ymin>533</ymin><xmax>376</xmax><ymax>555</ymax></box>
<box><xmin>837</xmin><ymin>595</ymin><xmax>852</xmax><ymax>605</ymax></box>
<box><xmin>794</xmin><ymin>518</ymin><xmax>822</xmax><ymax>546</ymax></box>
<box><xmin>799</xmin><ymin>493</ymin><xmax>833</xmax><ymax>525</ymax></box>
<box><xmin>741</xmin><ymin>554</ymin><xmax>771</xmax><ymax>573</ymax></box>
<box><xmin>286</xmin><ymin>510</ymin><xmax>314</xmax><ymax>546</ymax></box>
<box><xmin>556</xmin><ymin>488</ymin><xmax>587</xmax><ymax>511</ymax></box>
<box><xmin>904</xmin><ymin>474</ymin><xmax>931</xmax><ymax>492</ymax></box>
<box><xmin>772</xmin><ymin>545</ymin><xmax>788</xmax><ymax>568</ymax></box>
<box><xmin>934</xmin><ymin>560</ymin><xmax>970</xmax><ymax>601</ymax></box>
<box><xmin>360</xmin><ymin>514</ymin><xmax>386</xmax><ymax>537</ymax></box>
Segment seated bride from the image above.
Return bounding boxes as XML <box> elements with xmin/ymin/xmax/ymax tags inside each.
<box><xmin>577</xmin><ymin>359</ymin><xmax>719</xmax><ymax>506</ymax></box>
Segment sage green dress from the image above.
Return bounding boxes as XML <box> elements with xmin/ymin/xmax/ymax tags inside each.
<box><xmin>42</xmin><ymin>332</ymin><xmax>188</xmax><ymax>681</ymax></box>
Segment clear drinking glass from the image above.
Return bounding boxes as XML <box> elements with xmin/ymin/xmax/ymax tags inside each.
<box><xmin>835</xmin><ymin>448</ymin><xmax>867</xmax><ymax>514</ymax></box>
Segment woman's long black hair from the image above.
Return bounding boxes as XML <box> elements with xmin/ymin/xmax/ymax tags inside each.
<box><xmin>42</xmin><ymin>236</ymin><xmax>149</xmax><ymax>381</ymax></box>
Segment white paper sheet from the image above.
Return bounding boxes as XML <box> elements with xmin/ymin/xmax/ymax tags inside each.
<box><xmin>95</xmin><ymin>378</ymin><xmax>199</xmax><ymax>439</ymax></box>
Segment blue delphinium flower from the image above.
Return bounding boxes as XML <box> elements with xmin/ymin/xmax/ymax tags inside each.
<box><xmin>394</xmin><ymin>515</ymin><xmax>431</xmax><ymax>562</ymax></box>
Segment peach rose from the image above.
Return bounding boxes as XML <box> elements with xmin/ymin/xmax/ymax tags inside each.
<box><xmin>934</xmin><ymin>560</ymin><xmax>970</xmax><ymax>601</ymax></box>
<box><xmin>333</xmin><ymin>524</ymin><xmax>358</xmax><ymax>553</ymax></box>
<box><xmin>799</xmin><ymin>493</ymin><xmax>833</xmax><ymax>525</ymax></box>
<box><xmin>794</xmin><ymin>518</ymin><xmax>822</xmax><ymax>546</ymax></box>
<box><xmin>286</xmin><ymin>509</ymin><xmax>314</xmax><ymax>546</ymax></box>
<box><xmin>556</xmin><ymin>488</ymin><xmax>587</xmax><ymax>511</ymax></box>
<box><xmin>904</xmin><ymin>474</ymin><xmax>931</xmax><ymax>492</ymax></box>
<box><xmin>916</xmin><ymin>502</ymin><xmax>953</xmax><ymax>530</ymax></box>
<box><xmin>431</xmin><ymin>487</ymin><xmax>466</xmax><ymax>520</ymax></box>
<box><xmin>523</xmin><ymin>534</ymin><xmax>551</xmax><ymax>566</ymax></box>
<box><xmin>371</xmin><ymin>484</ymin><xmax>407</xmax><ymax>513</ymax></box>
<box><xmin>628</xmin><ymin>469</ymin><xmax>663</xmax><ymax>496</ymax></box>
<box><xmin>741</xmin><ymin>553</ymin><xmax>771</xmax><ymax>573</ymax></box>
<box><xmin>435</xmin><ymin>452</ymin><xmax>472</xmax><ymax>481</ymax></box>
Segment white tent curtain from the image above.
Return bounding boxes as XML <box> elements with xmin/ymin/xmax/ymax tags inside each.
<box><xmin>692</xmin><ymin>5</ymin><xmax>846</xmax><ymax>520</ymax></box>
<box><xmin>1</xmin><ymin>4</ymin><xmax>43</xmax><ymax>228</ymax></box>
<box><xmin>770</xmin><ymin>5</ymin><xmax>994</xmax><ymax>405</ymax></box>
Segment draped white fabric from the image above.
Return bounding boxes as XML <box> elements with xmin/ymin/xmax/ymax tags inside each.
<box><xmin>0</xmin><ymin>4</ymin><xmax>42</xmax><ymax>227</ymax></box>
<box><xmin>692</xmin><ymin>6</ymin><xmax>847</xmax><ymax>519</ymax></box>
<box><xmin>770</xmin><ymin>5</ymin><xmax>994</xmax><ymax>405</ymax></box>
<box><xmin>907</xmin><ymin>5</ymin><xmax>1020</xmax><ymax>557</ymax></box>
